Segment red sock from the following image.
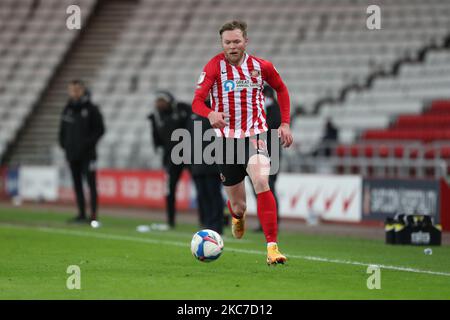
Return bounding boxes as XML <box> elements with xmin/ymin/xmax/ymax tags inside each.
<box><xmin>227</xmin><ymin>200</ymin><xmax>242</xmax><ymax>219</ymax></box>
<box><xmin>257</xmin><ymin>190</ymin><xmax>278</xmax><ymax>243</ymax></box>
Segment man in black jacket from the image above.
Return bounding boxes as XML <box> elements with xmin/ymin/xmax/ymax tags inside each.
<box><xmin>148</xmin><ymin>91</ymin><xmax>191</xmax><ymax>229</ymax></box>
<box><xmin>59</xmin><ymin>80</ymin><xmax>105</xmax><ymax>224</ymax></box>
<box><xmin>188</xmin><ymin>111</ymin><xmax>225</xmax><ymax>235</ymax></box>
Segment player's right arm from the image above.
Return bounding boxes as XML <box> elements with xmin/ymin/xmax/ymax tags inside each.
<box><xmin>192</xmin><ymin>59</ymin><xmax>229</xmax><ymax>129</ymax></box>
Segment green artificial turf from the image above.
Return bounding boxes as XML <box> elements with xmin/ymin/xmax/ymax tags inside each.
<box><xmin>1</xmin><ymin>207</ymin><xmax>449</xmax><ymax>299</ymax></box>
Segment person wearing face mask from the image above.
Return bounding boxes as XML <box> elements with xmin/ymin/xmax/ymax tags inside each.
<box><xmin>59</xmin><ymin>80</ymin><xmax>105</xmax><ymax>224</ymax></box>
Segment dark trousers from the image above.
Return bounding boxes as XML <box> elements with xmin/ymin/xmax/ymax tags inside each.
<box><xmin>69</xmin><ymin>158</ymin><xmax>98</xmax><ymax>220</ymax></box>
<box><xmin>165</xmin><ymin>164</ymin><xmax>185</xmax><ymax>228</ymax></box>
<box><xmin>193</xmin><ymin>174</ymin><xmax>224</xmax><ymax>234</ymax></box>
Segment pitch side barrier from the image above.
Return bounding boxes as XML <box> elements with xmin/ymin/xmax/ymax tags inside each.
<box><xmin>0</xmin><ymin>166</ymin><xmax>193</xmax><ymax>210</ymax></box>
<box><xmin>245</xmin><ymin>173</ymin><xmax>363</xmax><ymax>223</ymax></box>
<box><xmin>245</xmin><ymin>173</ymin><xmax>449</xmax><ymax>230</ymax></box>
<box><xmin>362</xmin><ymin>177</ymin><xmax>450</xmax><ymax>231</ymax></box>
<box><xmin>1</xmin><ymin>167</ymin><xmax>448</xmax><ymax>231</ymax></box>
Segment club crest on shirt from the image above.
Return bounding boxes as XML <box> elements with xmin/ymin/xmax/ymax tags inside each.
<box><xmin>250</xmin><ymin>69</ymin><xmax>260</xmax><ymax>78</ymax></box>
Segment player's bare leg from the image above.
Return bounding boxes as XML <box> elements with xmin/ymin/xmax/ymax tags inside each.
<box><xmin>224</xmin><ymin>181</ymin><xmax>247</xmax><ymax>239</ymax></box>
<box><xmin>247</xmin><ymin>154</ymin><xmax>287</xmax><ymax>265</ymax></box>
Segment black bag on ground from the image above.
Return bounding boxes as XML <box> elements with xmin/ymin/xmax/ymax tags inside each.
<box><xmin>385</xmin><ymin>214</ymin><xmax>441</xmax><ymax>246</ymax></box>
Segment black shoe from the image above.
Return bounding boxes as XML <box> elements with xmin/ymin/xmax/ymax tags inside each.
<box><xmin>67</xmin><ymin>216</ymin><xmax>88</xmax><ymax>224</ymax></box>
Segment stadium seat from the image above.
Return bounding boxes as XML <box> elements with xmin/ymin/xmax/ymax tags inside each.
<box><xmin>0</xmin><ymin>0</ymin><xmax>94</xmax><ymax>162</ymax></box>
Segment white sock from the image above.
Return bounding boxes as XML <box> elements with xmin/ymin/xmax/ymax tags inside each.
<box><xmin>267</xmin><ymin>242</ymin><xmax>277</xmax><ymax>247</ymax></box>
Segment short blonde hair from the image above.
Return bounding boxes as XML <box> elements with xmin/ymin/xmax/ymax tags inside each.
<box><xmin>219</xmin><ymin>20</ymin><xmax>247</xmax><ymax>38</ymax></box>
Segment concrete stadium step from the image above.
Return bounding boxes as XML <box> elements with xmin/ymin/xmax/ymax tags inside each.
<box><xmin>6</xmin><ymin>0</ymin><xmax>137</xmax><ymax>166</ymax></box>
<box><xmin>19</xmin><ymin>128</ymin><xmax>59</xmax><ymax>136</ymax></box>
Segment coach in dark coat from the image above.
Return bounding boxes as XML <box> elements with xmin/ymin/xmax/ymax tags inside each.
<box><xmin>59</xmin><ymin>80</ymin><xmax>105</xmax><ymax>223</ymax></box>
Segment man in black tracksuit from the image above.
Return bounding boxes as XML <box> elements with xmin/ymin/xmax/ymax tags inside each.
<box><xmin>188</xmin><ymin>112</ymin><xmax>225</xmax><ymax>235</ymax></box>
<box><xmin>148</xmin><ymin>91</ymin><xmax>191</xmax><ymax>229</ymax></box>
<box><xmin>59</xmin><ymin>80</ymin><xmax>105</xmax><ymax>223</ymax></box>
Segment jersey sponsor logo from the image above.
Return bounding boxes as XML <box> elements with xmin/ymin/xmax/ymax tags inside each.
<box><xmin>197</xmin><ymin>72</ymin><xmax>206</xmax><ymax>84</ymax></box>
<box><xmin>223</xmin><ymin>79</ymin><xmax>259</xmax><ymax>92</ymax></box>
<box><xmin>223</xmin><ymin>80</ymin><xmax>235</xmax><ymax>92</ymax></box>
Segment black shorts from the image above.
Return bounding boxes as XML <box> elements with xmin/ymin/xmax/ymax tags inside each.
<box><xmin>217</xmin><ymin>133</ymin><xmax>271</xmax><ymax>187</ymax></box>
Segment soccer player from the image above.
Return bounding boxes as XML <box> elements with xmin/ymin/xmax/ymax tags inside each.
<box><xmin>192</xmin><ymin>21</ymin><xmax>293</xmax><ymax>265</ymax></box>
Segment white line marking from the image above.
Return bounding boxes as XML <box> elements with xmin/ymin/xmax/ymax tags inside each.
<box><xmin>2</xmin><ymin>223</ymin><xmax>450</xmax><ymax>277</ymax></box>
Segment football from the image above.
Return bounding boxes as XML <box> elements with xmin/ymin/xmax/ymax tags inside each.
<box><xmin>191</xmin><ymin>229</ymin><xmax>224</xmax><ymax>262</ymax></box>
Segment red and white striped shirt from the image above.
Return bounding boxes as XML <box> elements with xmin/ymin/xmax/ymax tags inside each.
<box><xmin>192</xmin><ymin>52</ymin><xmax>290</xmax><ymax>138</ymax></box>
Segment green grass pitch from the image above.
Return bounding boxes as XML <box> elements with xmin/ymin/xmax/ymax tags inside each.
<box><xmin>1</xmin><ymin>206</ymin><xmax>450</xmax><ymax>299</ymax></box>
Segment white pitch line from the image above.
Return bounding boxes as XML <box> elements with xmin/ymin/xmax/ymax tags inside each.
<box><xmin>2</xmin><ymin>223</ymin><xmax>450</xmax><ymax>278</ymax></box>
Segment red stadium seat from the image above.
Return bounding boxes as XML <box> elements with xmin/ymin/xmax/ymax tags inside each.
<box><xmin>424</xmin><ymin>148</ymin><xmax>436</xmax><ymax>159</ymax></box>
<box><xmin>394</xmin><ymin>145</ymin><xmax>405</xmax><ymax>158</ymax></box>
<box><xmin>378</xmin><ymin>145</ymin><xmax>389</xmax><ymax>158</ymax></box>
<box><xmin>440</xmin><ymin>147</ymin><xmax>450</xmax><ymax>159</ymax></box>
<box><xmin>350</xmin><ymin>145</ymin><xmax>359</xmax><ymax>157</ymax></box>
<box><xmin>396</xmin><ymin>115</ymin><xmax>450</xmax><ymax>129</ymax></box>
<box><xmin>363</xmin><ymin>145</ymin><xmax>374</xmax><ymax>157</ymax></box>
<box><xmin>409</xmin><ymin>148</ymin><xmax>419</xmax><ymax>159</ymax></box>
<box><xmin>335</xmin><ymin>145</ymin><xmax>346</xmax><ymax>157</ymax></box>
<box><xmin>428</xmin><ymin>100</ymin><xmax>450</xmax><ymax>114</ymax></box>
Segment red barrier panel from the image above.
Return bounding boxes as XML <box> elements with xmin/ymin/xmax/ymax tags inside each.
<box><xmin>59</xmin><ymin>169</ymin><xmax>192</xmax><ymax>210</ymax></box>
<box><xmin>97</xmin><ymin>169</ymin><xmax>192</xmax><ymax>209</ymax></box>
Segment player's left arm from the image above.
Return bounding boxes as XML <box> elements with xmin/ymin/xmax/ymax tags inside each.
<box><xmin>263</xmin><ymin>61</ymin><xmax>293</xmax><ymax>148</ymax></box>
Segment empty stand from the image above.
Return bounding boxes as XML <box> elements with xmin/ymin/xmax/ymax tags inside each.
<box><xmin>88</xmin><ymin>0</ymin><xmax>450</xmax><ymax>170</ymax></box>
<box><xmin>3</xmin><ymin>0</ymin><xmax>137</xmax><ymax>165</ymax></box>
<box><xmin>2</xmin><ymin>0</ymin><xmax>449</xmax><ymax>177</ymax></box>
<box><xmin>0</xmin><ymin>0</ymin><xmax>96</xmax><ymax>163</ymax></box>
